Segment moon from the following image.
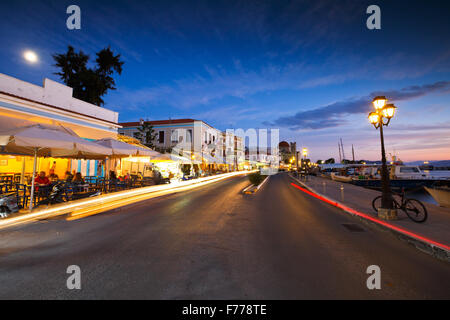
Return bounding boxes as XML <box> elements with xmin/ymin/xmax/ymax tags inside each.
<box><xmin>23</xmin><ymin>50</ymin><xmax>38</xmax><ymax>63</ymax></box>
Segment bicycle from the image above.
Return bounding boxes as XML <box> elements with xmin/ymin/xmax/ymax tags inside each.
<box><xmin>372</xmin><ymin>190</ymin><xmax>428</xmax><ymax>223</ymax></box>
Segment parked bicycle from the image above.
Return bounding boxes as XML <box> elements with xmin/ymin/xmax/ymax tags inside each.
<box><xmin>372</xmin><ymin>190</ymin><xmax>427</xmax><ymax>223</ymax></box>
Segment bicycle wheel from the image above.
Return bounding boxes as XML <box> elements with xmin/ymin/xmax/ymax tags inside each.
<box><xmin>372</xmin><ymin>195</ymin><xmax>400</xmax><ymax>213</ymax></box>
<box><xmin>404</xmin><ymin>198</ymin><xmax>428</xmax><ymax>223</ymax></box>
<box><xmin>372</xmin><ymin>196</ymin><xmax>382</xmax><ymax>212</ymax></box>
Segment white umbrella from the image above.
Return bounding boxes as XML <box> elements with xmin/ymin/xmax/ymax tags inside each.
<box><xmin>151</xmin><ymin>153</ymin><xmax>191</xmax><ymax>163</ymax></box>
<box><xmin>136</xmin><ymin>147</ymin><xmax>161</xmax><ymax>157</ymax></box>
<box><xmin>0</xmin><ymin>124</ymin><xmax>112</xmax><ymax>210</ymax></box>
<box><xmin>95</xmin><ymin>138</ymin><xmax>142</xmax><ymax>157</ymax></box>
<box><xmin>95</xmin><ymin>138</ymin><xmax>162</xmax><ymax>160</ymax></box>
<box><xmin>0</xmin><ymin>124</ymin><xmax>112</xmax><ymax>158</ymax></box>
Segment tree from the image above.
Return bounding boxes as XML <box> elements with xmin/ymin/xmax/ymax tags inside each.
<box><xmin>133</xmin><ymin>122</ymin><xmax>157</xmax><ymax>149</ymax></box>
<box><xmin>325</xmin><ymin>158</ymin><xmax>335</xmax><ymax>164</ymax></box>
<box><xmin>53</xmin><ymin>46</ymin><xmax>124</xmax><ymax>106</ymax></box>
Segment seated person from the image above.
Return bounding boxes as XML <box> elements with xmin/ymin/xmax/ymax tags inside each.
<box><xmin>110</xmin><ymin>171</ymin><xmax>118</xmax><ymax>181</ymax></box>
<box><xmin>119</xmin><ymin>172</ymin><xmax>130</xmax><ymax>181</ymax></box>
<box><xmin>49</xmin><ymin>169</ymin><xmax>59</xmax><ymax>182</ymax></box>
<box><xmin>64</xmin><ymin>171</ymin><xmax>74</xmax><ymax>182</ymax></box>
<box><xmin>35</xmin><ymin>171</ymin><xmax>51</xmax><ymax>186</ymax></box>
<box><xmin>72</xmin><ymin>172</ymin><xmax>85</xmax><ymax>184</ymax></box>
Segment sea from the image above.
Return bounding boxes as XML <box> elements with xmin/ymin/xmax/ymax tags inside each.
<box><xmin>407</xmin><ymin>189</ymin><xmax>438</xmax><ymax>206</ymax></box>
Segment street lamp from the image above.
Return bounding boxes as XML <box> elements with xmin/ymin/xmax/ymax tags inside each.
<box><xmin>368</xmin><ymin>96</ymin><xmax>397</xmax><ymax>215</ymax></box>
<box><xmin>302</xmin><ymin>148</ymin><xmax>308</xmax><ymax>158</ymax></box>
<box><xmin>301</xmin><ymin>148</ymin><xmax>308</xmax><ymax>168</ymax></box>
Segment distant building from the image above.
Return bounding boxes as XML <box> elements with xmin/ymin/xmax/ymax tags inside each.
<box><xmin>279</xmin><ymin>141</ymin><xmax>290</xmax><ymax>154</ymax></box>
<box><xmin>119</xmin><ymin>119</ymin><xmax>245</xmax><ymax>170</ymax></box>
<box><xmin>278</xmin><ymin>141</ymin><xmax>297</xmax><ymax>166</ymax></box>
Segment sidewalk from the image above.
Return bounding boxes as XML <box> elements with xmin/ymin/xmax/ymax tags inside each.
<box><xmin>290</xmin><ymin>174</ymin><xmax>450</xmax><ymax>261</ymax></box>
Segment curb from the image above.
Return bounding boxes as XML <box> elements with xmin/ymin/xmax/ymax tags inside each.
<box><xmin>243</xmin><ymin>175</ymin><xmax>270</xmax><ymax>194</ymax></box>
<box><xmin>288</xmin><ymin>174</ymin><xmax>450</xmax><ymax>262</ymax></box>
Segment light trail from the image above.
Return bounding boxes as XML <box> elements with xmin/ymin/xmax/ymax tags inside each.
<box><xmin>0</xmin><ymin>171</ymin><xmax>255</xmax><ymax>229</ymax></box>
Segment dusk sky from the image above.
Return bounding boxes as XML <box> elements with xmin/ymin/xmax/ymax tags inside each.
<box><xmin>1</xmin><ymin>0</ymin><xmax>449</xmax><ymax>162</ymax></box>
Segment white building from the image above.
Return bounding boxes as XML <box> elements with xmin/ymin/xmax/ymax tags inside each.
<box><xmin>119</xmin><ymin>119</ymin><xmax>245</xmax><ymax>169</ymax></box>
<box><xmin>0</xmin><ymin>73</ymin><xmax>119</xmax><ymax>138</ymax></box>
<box><xmin>0</xmin><ymin>73</ymin><xmax>120</xmax><ymax>179</ymax></box>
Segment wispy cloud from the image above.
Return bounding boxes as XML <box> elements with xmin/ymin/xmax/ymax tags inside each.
<box><xmin>265</xmin><ymin>81</ymin><xmax>450</xmax><ymax>130</ymax></box>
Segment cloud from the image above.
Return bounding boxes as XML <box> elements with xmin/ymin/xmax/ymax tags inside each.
<box><xmin>266</xmin><ymin>81</ymin><xmax>450</xmax><ymax>130</ymax></box>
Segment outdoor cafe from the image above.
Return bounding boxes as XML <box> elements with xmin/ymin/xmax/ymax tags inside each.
<box><xmin>0</xmin><ymin>124</ymin><xmax>161</xmax><ymax>213</ymax></box>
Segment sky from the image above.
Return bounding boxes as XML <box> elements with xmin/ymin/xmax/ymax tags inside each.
<box><xmin>0</xmin><ymin>0</ymin><xmax>449</xmax><ymax>162</ymax></box>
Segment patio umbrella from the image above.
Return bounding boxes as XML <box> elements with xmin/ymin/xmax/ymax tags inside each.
<box><xmin>150</xmin><ymin>153</ymin><xmax>191</xmax><ymax>163</ymax></box>
<box><xmin>0</xmin><ymin>124</ymin><xmax>112</xmax><ymax>210</ymax></box>
<box><xmin>95</xmin><ymin>138</ymin><xmax>141</xmax><ymax>157</ymax></box>
<box><xmin>0</xmin><ymin>124</ymin><xmax>112</xmax><ymax>158</ymax></box>
<box><xmin>95</xmin><ymin>138</ymin><xmax>161</xmax><ymax>157</ymax></box>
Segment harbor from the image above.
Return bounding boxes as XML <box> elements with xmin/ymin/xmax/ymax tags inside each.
<box><xmin>317</xmin><ymin>160</ymin><xmax>450</xmax><ymax>207</ymax></box>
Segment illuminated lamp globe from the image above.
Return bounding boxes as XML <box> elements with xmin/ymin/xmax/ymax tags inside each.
<box><xmin>372</xmin><ymin>96</ymin><xmax>387</xmax><ymax>110</ymax></box>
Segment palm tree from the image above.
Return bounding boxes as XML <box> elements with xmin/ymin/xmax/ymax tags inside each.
<box><xmin>53</xmin><ymin>46</ymin><xmax>124</xmax><ymax>106</ymax></box>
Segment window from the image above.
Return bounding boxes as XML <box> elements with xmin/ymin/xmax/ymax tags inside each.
<box><xmin>171</xmin><ymin>130</ymin><xmax>178</xmax><ymax>143</ymax></box>
<box><xmin>205</xmin><ymin>132</ymin><xmax>207</xmax><ymax>144</ymax></box>
<box><xmin>186</xmin><ymin>129</ymin><xmax>192</xmax><ymax>143</ymax></box>
<box><xmin>158</xmin><ymin>131</ymin><xmax>164</xmax><ymax>143</ymax></box>
<box><xmin>400</xmin><ymin>167</ymin><xmax>419</xmax><ymax>173</ymax></box>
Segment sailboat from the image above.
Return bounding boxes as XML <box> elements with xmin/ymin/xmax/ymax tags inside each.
<box><xmin>330</xmin><ymin>138</ymin><xmax>353</xmax><ymax>182</ymax></box>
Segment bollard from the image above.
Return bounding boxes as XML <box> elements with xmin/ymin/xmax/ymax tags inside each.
<box><xmin>340</xmin><ymin>184</ymin><xmax>344</xmax><ymax>201</ymax></box>
<box><xmin>322</xmin><ymin>182</ymin><xmax>326</xmax><ymax>194</ymax></box>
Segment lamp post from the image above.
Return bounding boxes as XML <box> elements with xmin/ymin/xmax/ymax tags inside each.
<box><xmin>302</xmin><ymin>148</ymin><xmax>308</xmax><ymax>159</ymax></box>
<box><xmin>368</xmin><ymin>96</ymin><xmax>397</xmax><ymax>214</ymax></box>
<box><xmin>302</xmin><ymin>147</ymin><xmax>308</xmax><ymax>169</ymax></box>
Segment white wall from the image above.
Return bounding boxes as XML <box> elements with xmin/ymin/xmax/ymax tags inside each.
<box><xmin>0</xmin><ymin>73</ymin><xmax>119</xmax><ymax>124</ymax></box>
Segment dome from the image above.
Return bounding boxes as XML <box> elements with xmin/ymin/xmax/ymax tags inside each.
<box><xmin>279</xmin><ymin>141</ymin><xmax>290</xmax><ymax>148</ymax></box>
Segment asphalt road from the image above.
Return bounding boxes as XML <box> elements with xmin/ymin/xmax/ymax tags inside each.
<box><xmin>0</xmin><ymin>173</ymin><xmax>449</xmax><ymax>299</ymax></box>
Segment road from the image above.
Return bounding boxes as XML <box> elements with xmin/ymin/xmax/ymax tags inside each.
<box><xmin>0</xmin><ymin>173</ymin><xmax>449</xmax><ymax>299</ymax></box>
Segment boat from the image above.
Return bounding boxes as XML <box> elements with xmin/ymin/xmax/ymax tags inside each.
<box><xmin>331</xmin><ymin>172</ymin><xmax>353</xmax><ymax>183</ymax></box>
<box><xmin>424</xmin><ymin>186</ymin><xmax>450</xmax><ymax>208</ymax></box>
<box><xmin>351</xmin><ymin>165</ymin><xmax>450</xmax><ymax>191</ymax></box>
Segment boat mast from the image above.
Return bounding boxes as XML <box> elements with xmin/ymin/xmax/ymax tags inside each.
<box><xmin>338</xmin><ymin>140</ymin><xmax>342</xmax><ymax>163</ymax></box>
<box><xmin>352</xmin><ymin>144</ymin><xmax>355</xmax><ymax>163</ymax></box>
<box><xmin>340</xmin><ymin>138</ymin><xmax>346</xmax><ymax>160</ymax></box>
